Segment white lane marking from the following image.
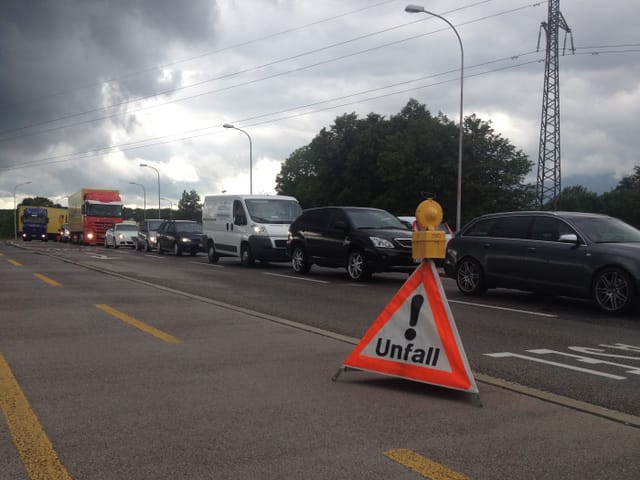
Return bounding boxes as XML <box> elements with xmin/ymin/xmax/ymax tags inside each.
<box><xmin>263</xmin><ymin>272</ymin><xmax>329</xmax><ymax>284</ymax></box>
<box><xmin>189</xmin><ymin>261</ymin><xmax>223</xmax><ymax>268</ymax></box>
<box><xmin>448</xmin><ymin>299</ymin><xmax>557</xmax><ymax>318</ymax></box>
<box><xmin>484</xmin><ymin>352</ymin><xmax>626</xmax><ymax>380</ymax></box>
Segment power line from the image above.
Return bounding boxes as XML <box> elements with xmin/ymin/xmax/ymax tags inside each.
<box><xmin>0</xmin><ymin>1</ymin><xmax>543</xmax><ymax>144</ymax></box>
<box><xmin>0</xmin><ymin>0</ymin><xmax>401</xmax><ymax>113</ymax></box>
<box><xmin>4</xmin><ymin>44</ymin><xmax>637</xmax><ymax>174</ymax></box>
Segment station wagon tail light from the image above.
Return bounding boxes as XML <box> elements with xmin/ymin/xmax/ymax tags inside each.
<box><xmin>370</xmin><ymin>236</ymin><xmax>394</xmax><ymax>248</ymax></box>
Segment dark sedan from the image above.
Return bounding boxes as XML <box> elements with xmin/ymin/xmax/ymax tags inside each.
<box><xmin>156</xmin><ymin>220</ymin><xmax>205</xmax><ymax>256</ymax></box>
<box><xmin>443</xmin><ymin>211</ymin><xmax>640</xmax><ymax>315</ymax></box>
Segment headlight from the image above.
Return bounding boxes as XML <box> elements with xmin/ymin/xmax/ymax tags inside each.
<box><xmin>87</xmin><ymin>232</ymin><xmax>94</xmax><ymax>240</ymax></box>
<box><xmin>251</xmin><ymin>224</ymin><xmax>266</xmax><ymax>235</ymax></box>
<box><xmin>180</xmin><ymin>237</ymin><xmax>191</xmax><ymax>243</ymax></box>
<box><xmin>370</xmin><ymin>236</ymin><xmax>394</xmax><ymax>248</ymax></box>
<box><xmin>149</xmin><ymin>235</ymin><xmax>156</xmax><ymax>242</ymax></box>
<box><xmin>118</xmin><ymin>233</ymin><xmax>124</xmax><ymax>240</ymax></box>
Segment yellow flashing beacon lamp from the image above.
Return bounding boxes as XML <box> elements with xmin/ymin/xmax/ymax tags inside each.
<box><xmin>412</xmin><ymin>198</ymin><xmax>446</xmax><ymax>260</ymax></box>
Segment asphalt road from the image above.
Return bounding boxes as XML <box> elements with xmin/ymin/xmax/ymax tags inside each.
<box><xmin>1</xmin><ymin>240</ymin><xmax>639</xmax><ymax>479</ymax></box>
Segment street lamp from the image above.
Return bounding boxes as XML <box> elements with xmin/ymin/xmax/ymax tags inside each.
<box><xmin>223</xmin><ymin>123</ymin><xmax>253</xmax><ymax>194</ymax></box>
<box><xmin>405</xmin><ymin>5</ymin><xmax>464</xmax><ymax>231</ymax></box>
<box><xmin>13</xmin><ymin>181</ymin><xmax>32</xmax><ymax>241</ymax></box>
<box><xmin>129</xmin><ymin>182</ymin><xmax>146</xmax><ymax>220</ymax></box>
<box><xmin>139</xmin><ymin>163</ymin><xmax>161</xmax><ymax>219</ymax></box>
<box><xmin>160</xmin><ymin>197</ymin><xmax>173</xmax><ymax>219</ymax></box>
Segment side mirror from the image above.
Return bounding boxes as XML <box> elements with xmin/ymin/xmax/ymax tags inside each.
<box><xmin>559</xmin><ymin>233</ymin><xmax>579</xmax><ymax>244</ymax></box>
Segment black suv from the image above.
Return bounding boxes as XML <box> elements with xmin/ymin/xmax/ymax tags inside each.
<box><xmin>156</xmin><ymin>220</ymin><xmax>205</xmax><ymax>256</ymax></box>
<box><xmin>135</xmin><ymin>218</ymin><xmax>164</xmax><ymax>252</ymax></box>
<box><xmin>287</xmin><ymin>206</ymin><xmax>414</xmax><ymax>281</ymax></box>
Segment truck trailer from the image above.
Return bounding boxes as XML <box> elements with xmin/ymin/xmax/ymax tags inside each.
<box><xmin>20</xmin><ymin>207</ymin><xmax>49</xmax><ymax>241</ymax></box>
<box><xmin>17</xmin><ymin>206</ymin><xmax>68</xmax><ymax>240</ymax></box>
<box><xmin>68</xmin><ymin>189</ymin><xmax>123</xmax><ymax>245</ymax></box>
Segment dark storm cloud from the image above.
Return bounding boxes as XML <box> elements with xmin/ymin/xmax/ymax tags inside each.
<box><xmin>0</xmin><ymin>0</ymin><xmax>219</xmax><ymax>137</ymax></box>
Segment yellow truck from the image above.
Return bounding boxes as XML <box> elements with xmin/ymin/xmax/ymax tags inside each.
<box><xmin>17</xmin><ymin>206</ymin><xmax>68</xmax><ymax>240</ymax></box>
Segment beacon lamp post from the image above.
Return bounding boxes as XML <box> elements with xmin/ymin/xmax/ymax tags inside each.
<box><xmin>139</xmin><ymin>163</ymin><xmax>161</xmax><ymax>220</ymax></box>
<box><xmin>160</xmin><ymin>197</ymin><xmax>173</xmax><ymax>219</ymax></box>
<box><xmin>223</xmin><ymin>124</ymin><xmax>253</xmax><ymax>195</ymax></box>
<box><xmin>129</xmin><ymin>182</ymin><xmax>146</xmax><ymax>221</ymax></box>
<box><xmin>405</xmin><ymin>4</ymin><xmax>464</xmax><ymax>232</ymax></box>
<box><xmin>13</xmin><ymin>181</ymin><xmax>32</xmax><ymax>241</ymax></box>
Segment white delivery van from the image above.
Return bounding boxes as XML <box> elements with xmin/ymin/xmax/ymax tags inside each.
<box><xmin>202</xmin><ymin>194</ymin><xmax>302</xmax><ymax>266</ymax></box>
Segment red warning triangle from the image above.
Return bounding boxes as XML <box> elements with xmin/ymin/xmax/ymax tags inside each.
<box><xmin>341</xmin><ymin>261</ymin><xmax>478</xmax><ymax>393</ymax></box>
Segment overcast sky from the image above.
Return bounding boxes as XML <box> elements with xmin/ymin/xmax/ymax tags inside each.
<box><xmin>1</xmin><ymin>0</ymin><xmax>639</xmax><ymax>212</ymax></box>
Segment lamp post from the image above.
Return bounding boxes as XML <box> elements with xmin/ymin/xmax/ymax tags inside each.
<box><xmin>160</xmin><ymin>197</ymin><xmax>173</xmax><ymax>219</ymax></box>
<box><xmin>129</xmin><ymin>182</ymin><xmax>146</xmax><ymax>221</ymax></box>
<box><xmin>405</xmin><ymin>5</ymin><xmax>464</xmax><ymax>231</ymax></box>
<box><xmin>223</xmin><ymin>124</ymin><xmax>253</xmax><ymax>194</ymax></box>
<box><xmin>13</xmin><ymin>181</ymin><xmax>32</xmax><ymax>241</ymax></box>
<box><xmin>139</xmin><ymin>163</ymin><xmax>161</xmax><ymax>219</ymax></box>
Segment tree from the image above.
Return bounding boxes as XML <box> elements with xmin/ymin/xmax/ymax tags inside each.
<box><xmin>276</xmin><ymin>99</ymin><xmax>535</xmax><ymax>225</ymax></box>
<box><xmin>601</xmin><ymin>165</ymin><xmax>640</xmax><ymax>227</ymax></box>
<box><xmin>20</xmin><ymin>197</ymin><xmax>63</xmax><ymax>208</ymax></box>
<box><xmin>549</xmin><ymin>185</ymin><xmax>603</xmax><ymax>212</ymax></box>
<box><xmin>177</xmin><ymin>190</ymin><xmax>201</xmax><ymax>221</ymax></box>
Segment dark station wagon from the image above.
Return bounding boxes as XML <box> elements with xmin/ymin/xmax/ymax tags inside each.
<box><xmin>443</xmin><ymin>211</ymin><xmax>640</xmax><ymax>314</ymax></box>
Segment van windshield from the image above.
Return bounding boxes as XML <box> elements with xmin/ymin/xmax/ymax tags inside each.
<box><xmin>245</xmin><ymin>199</ymin><xmax>302</xmax><ymax>224</ymax></box>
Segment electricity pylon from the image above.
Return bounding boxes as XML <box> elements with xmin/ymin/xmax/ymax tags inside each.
<box><xmin>536</xmin><ymin>0</ymin><xmax>574</xmax><ymax>207</ymax></box>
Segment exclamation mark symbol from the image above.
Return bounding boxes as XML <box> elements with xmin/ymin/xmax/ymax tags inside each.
<box><xmin>405</xmin><ymin>295</ymin><xmax>424</xmax><ymax>341</ymax></box>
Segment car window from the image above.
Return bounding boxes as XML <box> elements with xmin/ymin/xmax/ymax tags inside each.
<box><xmin>345</xmin><ymin>208</ymin><xmax>406</xmax><ymax>230</ymax></box>
<box><xmin>175</xmin><ymin>223</ymin><xmax>202</xmax><ymax>233</ymax></box>
<box><xmin>463</xmin><ymin>218</ymin><xmax>500</xmax><ymax>237</ymax></box>
<box><xmin>488</xmin><ymin>216</ymin><xmax>532</xmax><ymax>239</ymax></box>
<box><xmin>300</xmin><ymin>209</ymin><xmax>328</xmax><ymax>229</ymax></box>
<box><xmin>530</xmin><ymin>217</ymin><xmax>574</xmax><ymax>241</ymax></box>
<box><xmin>327</xmin><ymin>210</ymin><xmax>348</xmax><ymax>230</ymax></box>
<box><xmin>570</xmin><ymin>215</ymin><xmax>640</xmax><ymax>243</ymax></box>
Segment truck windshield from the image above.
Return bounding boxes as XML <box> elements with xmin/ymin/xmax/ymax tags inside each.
<box><xmin>86</xmin><ymin>204</ymin><xmax>123</xmax><ymax>217</ymax></box>
<box><xmin>24</xmin><ymin>215</ymin><xmax>47</xmax><ymax>224</ymax></box>
<box><xmin>245</xmin><ymin>199</ymin><xmax>302</xmax><ymax>224</ymax></box>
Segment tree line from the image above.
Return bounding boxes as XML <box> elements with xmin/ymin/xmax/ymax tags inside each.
<box><xmin>274</xmin><ymin>99</ymin><xmax>639</xmax><ymax>228</ymax></box>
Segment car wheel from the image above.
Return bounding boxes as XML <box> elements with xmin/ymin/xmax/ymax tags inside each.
<box><xmin>291</xmin><ymin>245</ymin><xmax>311</xmax><ymax>274</ymax></box>
<box><xmin>104</xmin><ymin>238</ymin><xmax>110</xmax><ymax>248</ymax></box>
<box><xmin>113</xmin><ymin>238</ymin><xmax>118</xmax><ymax>249</ymax></box>
<box><xmin>347</xmin><ymin>250</ymin><xmax>371</xmax><ymax>281</ymax></box>
<box><xmin>157</xmin><ymin>243</ymin><xmax>163</xmax><ymax>254</ymax></box>
<box><xmin>145</xmin><ymin>240</ymin><xmax>151</xmax><ymax>252</ymax></box>
<box><xmin>174</xmin><ymin>242</ymin><xmax>182</xmax><ymax>256</ymax></box>
<box><xmin>241</xmin><ymin>243</ymin><xmax>255</xmax><ymax>267</ymax></box>
<box><xmin>207</xmin><ymin>243</ymin><xmax>219</xmax><ymax>263</ymax></box>
<box><xmin>593</xmin><ymin>267</ymin><xmax>636</xmax><ymax>314</ymax></box>
<box><xmin>455</xmin><ymin>257</ymin><xmax>486</xmax><ymax>295</ymax></box>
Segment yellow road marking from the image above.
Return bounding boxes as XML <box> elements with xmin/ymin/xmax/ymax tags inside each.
<box><xmin>95</xmin><ymin>304</ymin><xmax>180</xmax><ymax>343</ymax></box>
<box><xmin>0</xmin><ymin>352</ymin><xmax>73</xmax><ymax>480</ymax></box>
<box><xmin>384</xmin><ymin>449</ymin><xmax>469</xmax><ymax>480</ymax></box>
<box><xmin>8</xmin><ymin>259</ymin><xmax>22</xmax><ymax>266</ymax></box>
<box><xmin>34</xmin><ymin>273</ymin><xmax>62</xmax><ymax>287</ymax></box>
